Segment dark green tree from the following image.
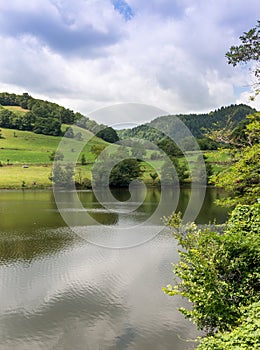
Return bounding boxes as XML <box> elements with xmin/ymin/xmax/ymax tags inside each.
<box><xmin>157</xmin><ymin>137</ymin><xmax>182</xmax><ymax>157</ymax></box>
<box><xmin>81</xmin><ymin>154</ymin><xmax>87</xmax><ymax>165</ymax></box>
<box><xmin>96</xmin><ymin>127</ymin><xmax>119</xmax><ymax>143</ymax></box>
<box><xmin>109</xmin><ymin>159</ymin><xmax>142</xmax><ymax>187</ymax></box>
<box><xmin>93</xmin><ymin>147</ymin><xmax>143</xmax><ymax>187</ymax></box>
<box><xmin>161</xmin><ymin>158</ymin><xmax>189</xmax><ymax>185</ymax></box>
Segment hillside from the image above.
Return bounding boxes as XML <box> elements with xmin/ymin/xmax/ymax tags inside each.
<box><xmin>0</xmin><ymin>92</ymin><xmax>119</xmax><ymax>143</ymax></box>
<box><xmin>0</xmin><ymin>126</ymin><xmax>109</xmax><ymax>188</ymax></box>
<box><xmin>118</xmin><ymin>104</ymin><xmax>256</xmax><ymax>149</ymax></box>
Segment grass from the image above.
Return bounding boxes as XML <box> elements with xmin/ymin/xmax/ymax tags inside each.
<box><xmin>2</xmin><ymin>105</ymin><xmax>29</xmax><ymax>116</ymax></box>
<box><xmin>0</xmin><ymin>165</ymin><xmax>52</xmax><ymax>188</ymax></box>
<box><xmin>0</xmin><ymin>126</ymin><xmax>108</xmax><ymax>188</ymax></box>
<box><xmin>0</xmin><ymin>126</ymin><xmax>231</xmax><ymax>188</ymax></box>
<box><xmin>0</xmin><ymin>127</ymin><xmax>108</xmax><ymax>165</ymax></box>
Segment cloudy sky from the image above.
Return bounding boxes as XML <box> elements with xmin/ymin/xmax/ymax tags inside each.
<box><xmin>0</xmin><ymin>0</ymin><xmax>259</xmax><ymax>124</ymax></box>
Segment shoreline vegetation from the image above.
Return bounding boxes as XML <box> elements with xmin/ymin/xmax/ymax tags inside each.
<box><xmin>0</xmin><ymin>151</ymin><xmax>229</xmax><ymax>190</ymax></box>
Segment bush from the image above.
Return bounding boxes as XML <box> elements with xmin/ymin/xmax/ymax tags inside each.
<box><xmin>198</xmin><ymin>302</ymin><xmax>260</xmax><ymax>349</ymax></box>
<box><xmin>163</xmin><ymin>203</ymin><xmax>260</xmax><ymax>335</ymax></box>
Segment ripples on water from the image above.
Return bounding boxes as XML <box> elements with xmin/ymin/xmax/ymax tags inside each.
<box><xmin>0</xmin><ymin>189</ymin><xmax>229</xmax><ymax>349</ymax></box>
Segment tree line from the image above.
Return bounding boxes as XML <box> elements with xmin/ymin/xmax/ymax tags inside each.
<box><xmin>119</xmin><ymin>104</ymin><xmax>256</xmax><ymax>150</ymax></box>
<box><xmin>0</xmin><ymin>92</ymin><xmax>119</xmax><ymax>142</ymax></box>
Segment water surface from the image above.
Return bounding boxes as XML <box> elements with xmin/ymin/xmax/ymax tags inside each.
<box><xmin>0</xmin><ymin>188</ymin><xmax>229</xmax><ymax>349</ymax></box>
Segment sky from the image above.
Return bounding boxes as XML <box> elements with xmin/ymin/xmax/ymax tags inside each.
<box><xmin>0</xmin><ymin>0</ymin><xmax>259</xmax><ymax>125</ymax></box>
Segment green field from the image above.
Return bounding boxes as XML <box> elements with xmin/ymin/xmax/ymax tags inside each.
<box><xmin>0</xmin><ymin>126</ymin><xmax>107</xmax><ymax>188</ymax></box>
<box><xmin>0</xmin><ymin>126</ymin><xmax>231</xmax><ymax>188</ymax></box>
<box><xmin>0</xmin><ymin>127</ymin><xmax>107</xmax><ymax>165</ymax></box>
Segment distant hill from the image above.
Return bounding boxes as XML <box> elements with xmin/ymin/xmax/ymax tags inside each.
<box><xmin>118</xmin><ymin>104</ymin><xmax>256</xmax><ymax>149</ymax></box>
<box><xmin>0</xmin><ymin>92</ymin><xmax>119</xmax><ymax>143</ymax></box>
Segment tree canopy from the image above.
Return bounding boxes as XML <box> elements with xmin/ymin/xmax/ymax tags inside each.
<box><xmin>210</xmin><ymin>113</ymin><xmax>260</xmax><ymax>205</ymax></box>
<box><xmin>0</xmin><ymin>92</ymin><xmax>118</xmax><ymax>141</ymax></box>
<box><xmin>226</xmin><ymin>20</ymin><xmax>260</xmax><ymax>98</ymax></box>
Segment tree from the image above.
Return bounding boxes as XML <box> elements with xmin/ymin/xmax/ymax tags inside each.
<box><xmin>75</xmin><ymin>132</ymin><xmax>83</xmax><ymax>141</ymax></box>
<box><xmin>64</xmin><ymin>127</ymin><xmax>74</xmax><ymax>138</ymax></box>
<box><xmin>210</xmin><ymin>113</ymin><xmax>260</xmax><ymax>205</ymax></box>
<box><xmin>157</xmin><ymin>137</ymin><xmax>182</xmax><ymax>157</ymax></box>
<box><xmin>50</xmin><ymin>163</ymin><xmax>74</xmax><ymax>188</ymax></box>
<box><xmin>131</xmin><ymin>141</ymin><xmax>146</xmax><ymax>159</ymax></box>
<box><xmin>194</xmin><ymin>154</ymin><xmax>213</xmax><ymax>184</ymax></box>
<box><xmin>226</xmin><ymin>20</ymin><xmax>260</xmax><ymax>98</ymax></box>
<box><xmin>81</xmin><ymin>154</ymin><xmax>87</xmax><ymax>165</ymax></box>
<box><xmin>92</xmin><ymin>147</ymin><xmax>143</xmax><ymax>187</ymax></box>
<box><xmin>161</xmin><ymin>158</ymin><xmax>189</xmax><ymax>185</ymax></box>
<box><xmin>163</xmin><ymin>204</ymin><xmax>260</xmax><ymax>335</ymax></box>
<box><xmin>109</xmin><ymin>158</ymin><xmax>142</xmax><ymax>187</ymax></box>
<box><xmin>96</xmin><ymin>127</ymin><xmax>119</xmax><ymax>143</ymax></box>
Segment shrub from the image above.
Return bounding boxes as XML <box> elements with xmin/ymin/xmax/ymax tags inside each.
<box><xmin>163</xmin><ymin>203</ymin><xmax>260</xmax><ymax>335</ymax></box>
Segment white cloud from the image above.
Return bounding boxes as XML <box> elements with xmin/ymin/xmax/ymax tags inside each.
<box><xmin>0</xmin><ymin>0</ymin><xmax>259</xmax><ymax>124</ymax></box>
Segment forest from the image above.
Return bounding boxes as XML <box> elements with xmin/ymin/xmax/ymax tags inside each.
<box><xmin>0</xmin><ymin>92</ymin><xmax>119</xmax><ymax>143</ymax></box>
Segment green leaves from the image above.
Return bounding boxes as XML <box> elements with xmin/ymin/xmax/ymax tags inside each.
<box><xmin>197</xmin><ymin>302</ymin><xmax>260</xmax><ymax>349</ymax></box>
<box><xmin>163</xmin><ymin>204</ymin><xmax>260</xmax><ymax>335</ymax></box>
<box><xmin>226</xmin><ymin>20</ymin><xmax>260</xmax><ymax>98</ymax></box>
<box><xmin>210</xmin><ymin>113</ymin><xmax>260</xmax><ymax>206</ymax></box>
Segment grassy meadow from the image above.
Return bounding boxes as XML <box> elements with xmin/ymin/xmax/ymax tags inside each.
<box><xmin>0</xmin><ymin>126</ymin><xmax>106</xmax><ymax>188</ymax></box>
<box><xmin>0</xmin><ymin>123</ymin><xmax>231</xmax><ymax>189</ymax></box>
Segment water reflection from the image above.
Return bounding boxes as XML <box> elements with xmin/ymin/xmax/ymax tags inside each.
<box><xmin>0</xmin><ymin>233</ymin><xmax>199</xmax><ymax>350</ymax></box>
<box><xmin>0</xmin><ymin>188</ymin><xmax>230</xmax><ymax>349</ymax></box>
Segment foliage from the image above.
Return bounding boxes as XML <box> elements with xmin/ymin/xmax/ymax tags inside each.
<box><xmin>64</xmin><ymin>127</ymin><xmax>74</xmax><ymax>138</ymax></box>
<box><xmin>50</xmin><ymin>162</ymin><xmax>74</xmax><ymax>188</ymax></box>
<box><xmin>131</xmin><ymin>140</ymin><xmax>147</xmax><ymax>159</ymax></box>
<box><xmin>197</xmin><ymin>137</ymin><xmax>219</xmax><ymax>150</ymax></box>
<box><xmin>226</xmin><ymin>20</ymin><xmax>260</xmax><ymax>98</ymax></box>
<box><xmin>163</xmin><ymin>203</ymin><xmax>260</xmax><ymax>335</ymax></box>
<box><xmin>93</xmin><ymin>147</ymin><xmax>143</xmax><ymax>187</ymax></box>
<box><xmin>157</xmin><ymin>137</ymin><xmax>183</xmax><ymax>157</ymax></box>
<box><xmin>210</xmin><ymin>113</ymin><xmax>260</xmax><ymax>205</ymax></box>
<box><xmin>118</xmin><ymin>104</ymin><xmax>255</xmax><ymax>145</ymax></box>
<box><xmin>150</xmin><ymin>151</ymin><xmax>162</xmax><ymax>160</ymax></box>
<box><xmin>81</xmin><ymin>154</ymin><xmax>87</xmax><ymax>165</ymax></box>
<box><xmin>149</xmin><ymin>172</ymin><xmax>158</xmax><ymax>184</ymax></box>
<box><xmin>193</xmin><ymin>154</ymin><xmax>213</xmax><ymax>184</ymax></box>
<box><xmin>96</xmin><ymin>127</ymin><xmax>119</xmax><ymax>143</ymax></box>
<box><xmin>109</xmin><ymin>158</ymin><xmax>142</xmax><ymax>187</ymax></box>
<box><xmin>0</xmin><ymin>92</ymin><xmax>118</xmax><ymax>139</ymax></box>
<box><xmin>91</xmin><ymin>144</ymin><xmax>106</xmax><ymax>158</ymax></box>
<box><xmin>161</xmin><ymin>158</ymin><xmax>189</xmax><ymax>185</ymax></box>
<box><xmin>197</xmin><ymin>302</ymin><xmax>260</xmax><ymax>349</ymax></box>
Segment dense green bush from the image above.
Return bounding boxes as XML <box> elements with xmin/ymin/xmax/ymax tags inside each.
<box><xmin>163</xmin><ymin>204</ymin><xmax>260</xmax><ymax>335</ymax></box>
<box><xmin>197</xmin><ymin>302</ymin><xmax>260</xmax><ymax>349</ymax></box>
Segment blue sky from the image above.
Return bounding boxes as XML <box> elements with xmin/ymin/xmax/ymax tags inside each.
<box><xmin>0</xmin><ymin>0</ymin><xmax>259</xmax><ymax>124</ymax></box>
